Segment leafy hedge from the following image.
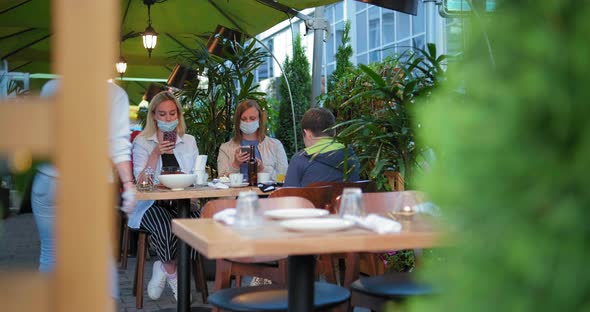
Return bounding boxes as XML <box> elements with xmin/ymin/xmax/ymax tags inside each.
<box><xmin>407</xmin><ymin>2</ymin><xmax>590</xmax><ymax>312</ymax></box>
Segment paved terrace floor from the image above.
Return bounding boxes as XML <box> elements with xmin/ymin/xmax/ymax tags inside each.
<box><xmin>1</xmin><ymin>212</ymin><xmax>370</xmax><ymax>311</ymax></box>
<box><xmin>0</xmin><ymin>213</ymin><xmax>212</xmax><ymax>312</ymax></box>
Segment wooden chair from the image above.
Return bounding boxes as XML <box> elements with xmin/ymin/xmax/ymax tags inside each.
<box><xmin>268</xmin><ymin>185</ymin><xmax>334</xmax><ymax>211</ymax></box>
<box><xmin>307</xmin><ymin>180</ymin><xmax>377</xmax><ymax>285</ymax></box>
<box><xmin>122</xmin><ymin>225</ymin><xmax>209</xmax><ymax>308</ymax></box>
<box><xmin>343</xmin><ymin>191</ymin><xmax>434</xmax><ymax>311</ymax></box>
<box><xmin>307</xmin><ymin>180</ymin><xmax>377</xmax><ymax>214</ymax></box>
<box><xmin>268</xmin><ymin>186</ymin><xmax>338</xmax><ymax>284</ymax></box>
<box><xmin>201</xmin><ymin>196</ymin><xmax>316</xmax><ymax>292</ymax></box>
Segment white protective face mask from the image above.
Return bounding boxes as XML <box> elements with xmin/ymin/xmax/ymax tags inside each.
<box><xmin>240</xmin><ymin>120</ymin><xmax>259</xmax><ymax>134</ymax></box>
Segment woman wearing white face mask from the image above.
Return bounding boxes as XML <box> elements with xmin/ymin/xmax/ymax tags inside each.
<box><xmin>128</xmin><ymin>91</ymin><xmax>200</xmax><ymax>302</ymax></box>
<box><xmin>218</xmin><ymin>99</ymin><xmax>288</xmax><ymax>181</ymax></box>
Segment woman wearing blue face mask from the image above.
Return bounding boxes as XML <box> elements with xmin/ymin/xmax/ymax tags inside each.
<box><xmin>128</xmin><ymin>90</ymin><xmax>200</xmax><ymax>301</ymax></box>
<box><xmin>218</xmin><ymin>99</ymin><xmax>288</xmax><ymax>181</ymax></box>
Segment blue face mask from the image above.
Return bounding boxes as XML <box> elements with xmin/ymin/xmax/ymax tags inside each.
<box><xmin>156</xmin><ymin>119</ymin><xmax>178</xmax><ymax>132</ymax></box>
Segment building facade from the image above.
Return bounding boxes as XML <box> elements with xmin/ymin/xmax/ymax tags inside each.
<box><xmin>254</xmin><ymin>0</ymin><xmax>461</xmax><ymax>94</ymax></box>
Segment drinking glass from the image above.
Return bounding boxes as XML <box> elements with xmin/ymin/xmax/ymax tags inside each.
<box><xmin>234</xmin><ymin>191</ymin><xmax>261</xmax><ymax>228</ymax></box>
<box><xmin>338</xmin><ymin>188</ymin><xmax>365</xmax><ymax>218</ymax></box>
<box><xmin>137</xmin><ymin>168</ymin><xmax>155</xmax><ymax>192</ymax></box>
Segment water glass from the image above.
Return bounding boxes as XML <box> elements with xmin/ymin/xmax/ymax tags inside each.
<box><xmin>338</xmin><ymin>187</ymin><xmax>365</xmax><ymax>218</ymax></box>
<box><xmin>234</xmin><ymin>191</ymin><xmax>261</xmax><ymax>228</ymax></box>
<box><xmin>137</xmin><ymin>173</ymin><xmax>154</xmax><ymax>192</ymax></box>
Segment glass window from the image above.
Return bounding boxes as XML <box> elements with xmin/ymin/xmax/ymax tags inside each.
<box><xmin>326</xmin><ymin>26</ymin><xmax>335</xmax><ymax>65</ymax></box>
<box><xmin>292</xmin><ymin>21</ymin><xmax>301</xmax><ymax>38</ymax></box>
<box><xmin>413</xmin><ymin>1</ymin><xmax>425</xmax><ymax>34</ymax></box>
<box><xmin>357</xmin><ymin>53</ymin><xmax>368</xmax><ymax>65</ymax></box>
<box><xmin>334</xmin><ymin>1</ymin><xmax>344</xmax><ymax>22</ymax></box>
<box><xmin>397</xmin><ymin>39</ymin><xmax>412</xmax><ymax>59</ymax></box>
<box><xmin>369</xmin><ymin>50</ymin><xmax>380</xmax><ymax>63</ymax></box>
<box><xmin>355</xmin><ymin>2</ymin><xmax>366</xmax><ymax>11</ymax></box>
<box><xmin>396</xmin><ymin>11</ymin><xmax>411</xmax><ymax>41</ymax></box>
<box><xmin>325</xmin><ymin>5</ymin><xmax>334</xmax><ymax>23</ymax></box>
<box><xmin>383</xmin><ymin>44</ymin><xmax>396</xmax><ymax>58</ymax></box>
<box><xmin>382</xmin><ymin>12</ymin><xmax>395</xmax><ymax>46</ymax></box>
<box><xmin>413</xmin><ymin>35</ymin><xmax>425</xmax><ymax>51</ymax></box>
<box><xmin>368</xmin><ymin>7</ymin><xmax>380</xmax><ymax>50</ymax></box>
<box><xmin>356</xmin><ymin>10</ymin><xmax>368</xmax><ymax>53</ymax></box>
<box><xmin>267</xmin><ymin>39</ymin><xmax>274</xmax><ymax>77</ymax></box>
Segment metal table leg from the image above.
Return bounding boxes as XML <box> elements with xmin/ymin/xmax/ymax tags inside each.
<box><xmin>177</xmin><ymin>198</ymin><xmax>191</xmax><ymax>312</ymax></box>
<box><xmin>288</xmin><ymin>255</ymin><xmax>315</xmax><ymax>312</ymax></box>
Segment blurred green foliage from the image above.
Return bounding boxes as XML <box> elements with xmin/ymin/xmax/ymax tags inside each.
<box><xmin>406</xmin><ymin>2</ymin><xmax>590</xmax><ymax>312</ymax></box>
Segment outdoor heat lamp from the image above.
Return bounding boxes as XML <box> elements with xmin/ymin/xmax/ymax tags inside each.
<box><xmin>355</xmin><ymin>0</ymin><xmax>419</xmax><ymax>15</ymax></box>
<box><xmin>166</xmin><ymin>64</ymin><xmax>198</xmax><ymax>90</ymax></box>
<box><xmin>206</xmin><ymin>25</ymin><xmax>244</xmax><ymax>57</ymax></box>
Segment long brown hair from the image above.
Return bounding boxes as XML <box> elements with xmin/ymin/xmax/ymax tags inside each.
<box><xmin>232</xmin><ymin>99</ymin><xmax>267</xmax><ymax>143</ymax></box>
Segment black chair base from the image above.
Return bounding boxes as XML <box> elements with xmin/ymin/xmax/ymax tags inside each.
<box><xmin>208</xmin><ymin>282</ymin><xmax>350</xmax><ymax>312</ymax></box>
<box><xmin>349</xmin><ymin>273</ymin><xmax>434</xmax><ymax>311</ymax></box>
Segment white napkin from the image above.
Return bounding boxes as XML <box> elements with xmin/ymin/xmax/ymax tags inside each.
<box><xmin>344</xmin><ymin>213</ymin><xmax>402</xmax><ymax>234</ymax></box>
<box><xmin>193</xmin><ymin>155</ymin><xmax>208</xmax><ymax>172</ymax></box>
<box><xmin>208</xmin><ymin>182</ymin><xmax>229</xmax><ymax>189</ymax></box>
<box><xmin>213</xmin><ymin>208</ymin><xmax>236</xmax><ymax>225</ymax></box>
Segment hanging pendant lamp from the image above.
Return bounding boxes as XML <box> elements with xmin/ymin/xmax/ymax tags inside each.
<box><xmin>141</xmin><ymin>0</ymin><xmax>158</xmax><ymax>57</ymax></box>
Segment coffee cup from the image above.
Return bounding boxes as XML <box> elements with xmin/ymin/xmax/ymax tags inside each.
<box><xmin>229</xmin><ymin>173</ymin><xmax>244</xmax><ymax>186</ymax></box>
<box><xmin>257</xmin><ymin>172</ymin><xmax>271</xmax><ymax>184</ymax></box>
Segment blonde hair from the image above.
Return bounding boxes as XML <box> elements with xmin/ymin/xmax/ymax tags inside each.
<box><xmin>232</xmin><ymin>99</ymin><xmax>267</xmax><ymax>143</ymax></box>
<box><xmin>141</xmin><ymin>91</ymin><xmax>187</xmax><ymax>138</ymax></box>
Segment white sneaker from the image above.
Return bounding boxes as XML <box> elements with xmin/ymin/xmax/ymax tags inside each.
<box><xmin>167</xmin><ymin>275</ymin><xmax>191</xmax><ymax>302</ymax></box>
<box><xmin>147</xmin><ymin>261</ymin><xmax>167</xmax><ymax>300</ymax></box>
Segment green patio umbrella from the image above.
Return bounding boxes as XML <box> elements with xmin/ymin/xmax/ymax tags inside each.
<box><xmin>0</xmin><ymin>0</ymin><xmax>338</xmax><ymax>101</ymax></box>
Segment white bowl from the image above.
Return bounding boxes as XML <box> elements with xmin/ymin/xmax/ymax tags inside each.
<box><xmin>158</xmin><ymin>173</ymin><xmax>195</xmax><ymax>191</ymax></box>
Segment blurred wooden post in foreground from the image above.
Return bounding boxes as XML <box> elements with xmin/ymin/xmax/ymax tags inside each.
<box><xmin>0</xmin><ymin>1</ymin><xmax>118</xmax><ymax>311</ymax></box>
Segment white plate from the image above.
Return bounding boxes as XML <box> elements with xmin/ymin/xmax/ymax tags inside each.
<box><xmin>279</xmin><ymin>218</ymin><xmax>354</xmax><ymax>233</ymax></box>
<box><xmin>229</xmin><ymin>182</ymin><xmax>250</xmax><ymax>188</ymax></box>
<box><xmin>264</xmin><ymin>208</ymin><xmax>329</xmax><ymax>220</ymax></box>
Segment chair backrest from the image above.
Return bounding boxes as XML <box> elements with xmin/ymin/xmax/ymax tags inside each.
<box><xmin>360</xmin><ymin>191</ymin><xmax>426</xmax><ymax>215</ymax></box>
<box><xmin>201</xmin><ymin>196</ymin><xmax>316</xmax><ymax>219</ymax></box>
<box><xmin>307</xmin><ymin>180</ymin><xmax>377</xmax><ymax>213</ymax></box>
<box><xmin>268</xmin><ymin>185</ymin><xmax>334</xmax><ymax>210</ymax></box>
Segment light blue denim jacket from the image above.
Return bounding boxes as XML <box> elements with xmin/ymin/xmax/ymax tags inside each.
<box><xmin>127</xmin><ymin>132</ymin><xmax>198</xmax><ymax>229</ymax></box>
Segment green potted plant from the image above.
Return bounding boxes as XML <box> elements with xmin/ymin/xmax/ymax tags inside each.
<box><xmin>323</xmin><ymin>43</ymin><xmax>446</xmax><ymax>190</ymax></box>
<box><xmin>169</xmin><ymin>35</ymin><xmax>270</xmax><ymax>175</ymax></box>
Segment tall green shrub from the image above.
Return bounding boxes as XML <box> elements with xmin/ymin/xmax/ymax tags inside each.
<box><xmin>406</xmin><ymin>2</ymin><xmax>590</xmax><ymax>312</ymax></box>
<box><xmin>277</xmin><ymin>35</ymin><xmax>311</xmax><ymax>158</ymax></box>
<box><xmin>326</xmin><ymin>20</ymin><xmax>353</xmax><ymax>99</ymax></box>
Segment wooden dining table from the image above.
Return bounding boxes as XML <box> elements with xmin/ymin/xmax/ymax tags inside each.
<box><xmin>135</xmin><ymin>184</ymin><xmax>266</xmax><ymax>312</ymax></box>
<box><xmin>172</xmin><ymin>213</ymin><xmax>444</xmax><ymax>312</ymax></box>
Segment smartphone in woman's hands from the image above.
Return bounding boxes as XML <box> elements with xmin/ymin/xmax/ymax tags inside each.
<box><xmin>163</xmin><ymin>131</ymin><xmax>177</xmax><ymax>143</ymax></box>
<box><xmin>240</xmin><ymin>146</ymin><xmax>250</xmax><ymax>156</ymax></box>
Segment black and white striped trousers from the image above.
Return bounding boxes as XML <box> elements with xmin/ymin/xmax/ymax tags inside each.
<box><xmin>139</xmin><ymin>202</ymin><xmax>200</xmax><ymax>262</ymax></box>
